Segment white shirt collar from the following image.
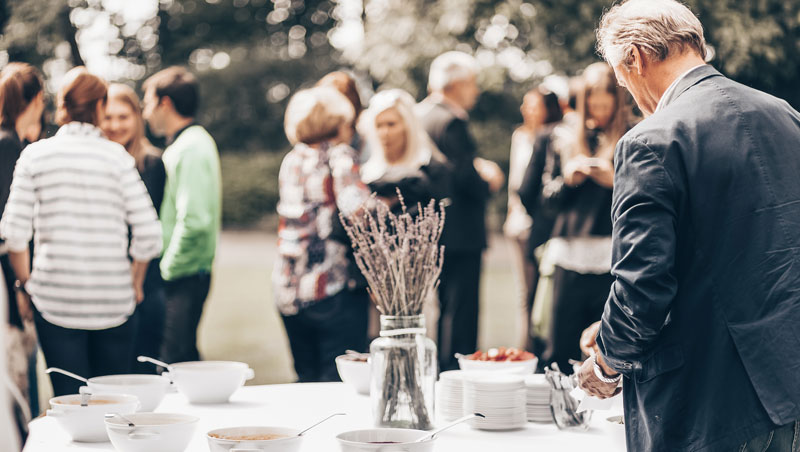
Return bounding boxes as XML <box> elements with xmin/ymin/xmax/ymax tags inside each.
<box><xmin>655</xmin><ymin>64</ymin><xmax>706</xmax><ymax>113</ymax></box>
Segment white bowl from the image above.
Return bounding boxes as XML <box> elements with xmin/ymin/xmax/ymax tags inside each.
<box><xmin>47</xmin><ymin>393</ymin><xmax>139</xmax><ymax>442</ymax></box>
<box><xmin>207</xmin><ymin>426</ymin><xmax>303</xmax><ymax>452</ymax></box>
<box><xmin>336</xmin><ymin>428</ymin><xmax>435</xmax><ymax>452</ymax></box>
<box><xmin>105</xmin><ymin>412</ymin><xmax>198</xmax><ymax>452</ymax></box>
<box><xmin>457</xmin><ymin>357</ymin><xmax>538</xmax><ymax>374</ymax></box>
<box><xmin>85</xmin><ymin>374</ymin><xmax>171</xmax><ymax>412</ymax></box>
<box><xmin>165</xmin><ymin>361</ymin><xmax>254</xmax><ymax>404</ymax></box>
<box><xmin>335</xmin><ymin>355</ymin><xmax>370</xmax><ymax>395</ymax></box>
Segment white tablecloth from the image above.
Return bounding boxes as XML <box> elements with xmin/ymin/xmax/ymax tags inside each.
<box><xmin>23</xmin><ymin>383</ymin><xmax>627</xmax><ymax>451</ymax></box>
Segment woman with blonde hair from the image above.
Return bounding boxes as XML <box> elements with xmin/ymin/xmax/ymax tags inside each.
<box><xmin>359</xmin><ymin>89</ymin><xmax>450</xmax><ymax>211</ymax></box>
<box><xmin>101</xmin><ymin>83</ymin><xmax>167</xmax><ymax>374</ymax></box>
<box><xmin>0</xmin><ymin>67</ymin><xmax>162</xmax><ymax>396</ymax></box>
<box><xmin>538</xmin><ymin>62</ymin><xmax>632</xmax><ymax>373</ymax></box>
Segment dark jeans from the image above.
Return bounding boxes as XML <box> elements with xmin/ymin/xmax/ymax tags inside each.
<box><xmin>132</xmin><ymin>260</ymin><xmax>166</xmax><ymax>373</ymax></box>
<box><xmin>739</xmin><ymin>420</ymin><xmax>799</xmax><ymax>451</ymax></box>
<box><xmin>160</xmin><ymin>271</ymin><xmax>211</xmax><ymax>364</ymax></box>
<box><xmin>34</xmin><ymin>308</ymin><xmax>138</xmax><ymax>396</ymax></box>
<box><xmin>281</xmin><ymin>288</ymin><xmax>369</xmax><ymax>383</ymax></box>
<box><xmin>545</xmin><ymin>266</ymin><xmax>614</xmax><ymax>374</ymax></box>
<box><xmin>437</xmin><ymin>251</ymin><xmax>482</xmax><ymax>372</ymax></box>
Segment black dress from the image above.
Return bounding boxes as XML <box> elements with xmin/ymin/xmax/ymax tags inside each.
<box><xmin>0</xmin><ymin>127</ymin><xmax>24</xmax><ymax>329</ymax></box>
<box><xmin>131</xmin><ymin>152</ymin><xmax>168</xmax><ymax>373</ymax></box>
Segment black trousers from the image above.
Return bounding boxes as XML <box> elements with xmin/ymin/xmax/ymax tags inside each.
<box><xmin>160</xmin><ymin>271</ymin><xmax>211</xmax><ymax>364</ymax></box>
<box><xmin>34</xmin><ymin>308</ymin><xmax>138</xmax><ymax>396</ymax></box>
<box><xmin>132</xmin><ymin>260</ymin><xmax>166</xmax><ymax>374</ymax></box>
<box><xmin>437</xmin><ymin>251</ymin><xmax>482</xmax><ymax>372</ymax></box>
<box><xmin>545</xmin><ymin>266</ymin><xmax>614</xmax><ymax>374</ymax></box>
<box><xmin>739</xmin><ymin>420</ymin><xmax>800</xmax><ymax>451</ymax></box>
<box><xmin>281</xmin><ymin>288</ymin><xmax>369</xmax><ymax>383</ymax></box>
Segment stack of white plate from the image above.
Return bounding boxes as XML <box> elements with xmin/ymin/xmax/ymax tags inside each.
<box><xmin>463</xmin><ymin>373</ymin><xmax>527</xmax><ymax>431</ymax></box>
<box><xmin>436</xmin><ymin>370</ymin><xmax>467</xmax><ymax>422</ymax></box>
<box><xmin>525</xmin><ymin>374</ymin><xmax>553</xmax><ymax>423</ymax></box>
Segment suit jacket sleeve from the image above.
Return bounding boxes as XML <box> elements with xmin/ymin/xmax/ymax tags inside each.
<box><xmin>597</xmin><ymin>136</ymin><xmax>680</xmax><ymax>375</ymax></box>
<box><xmin>518</xmin><ymin>133</ymin><xmax>548</xmax><ymax>216</ymax></box>
<box><xmin>440</xmin><ymin>119</ymin><xmax>490</xmax><ymax>202</ymax></box>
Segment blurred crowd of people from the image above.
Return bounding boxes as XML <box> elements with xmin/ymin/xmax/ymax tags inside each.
<box><xmin>0</xmin><ymin>47</ymin><xmax>636</xmax><ymax>445</ymax></box>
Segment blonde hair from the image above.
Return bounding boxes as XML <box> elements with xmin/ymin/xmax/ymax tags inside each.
<box><xmin>428</xmin><ymin>51</ymin><xmax>478</xmax><ymax>92</ymax></box>
<box><xmin>358</xmin><ymin>89</ymin><xmax>442</xmax><ymax>183</ymax></box>
<box><xmin>284</xmin><ymin>86</ymin><xmax>354</xmax><ymax>145</ymax></box>
<box><xmin>56</xmin><ymin>67</ymin><xmax>107</xmax><ymax>126</ymax></box>
<box><xmin>597</xmin><ymin>0</ymin><xmax>707</xmax><ymax>68</ymax></box>
<box><xmin>107</xmin><ymin>83</ymin><xmax>160</xmax><ymax>170</ymax></box>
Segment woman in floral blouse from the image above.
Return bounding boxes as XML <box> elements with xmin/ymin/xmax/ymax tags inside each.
<box><xmin>273</xmin><ymin>86</ymin><xmax>372</xmax><ymax>382</ymax></box>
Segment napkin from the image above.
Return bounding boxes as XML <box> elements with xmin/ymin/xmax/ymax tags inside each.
<box><xmin>569</xmin><ymin>387</ymin><xmax>621</xmax><ymax>413</ymax></box>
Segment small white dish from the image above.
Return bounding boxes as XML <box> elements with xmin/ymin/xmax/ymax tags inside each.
<box><xmin>47</xmin><ymin>393</ymin><xmax>139</xmax><ymax>443</ymax></box>
<box><xmin>105</xmin><ymin>412</ymin><xmax>198</xmax><ymax>452</ymax></box>
<box><xmin>207</xmin><ymin>426</ymin><xmax>303</xmax><ymax>452</ymax></box>
<box><xmin>164</xmin><ymin>361</ymin><xmax>254</xmax><ymax>404</ymax></box>
<box><xmin>335</xmin><ymin>355</ymin><xmax>370</xmax><ymax>395</ymax></box>
<box><xmin>84</xmin><ymin>374</ymin><xmax>171</xmax><ymax>412</ymax></box>
<box><xmin>336</xmin><ymin>428</ymin><xmax>435</xmax><ymax>452</ymax></box>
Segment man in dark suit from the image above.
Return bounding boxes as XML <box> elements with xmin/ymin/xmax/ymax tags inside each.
<box><xmin>577</xmin><ymin>0</ymin><xmax>800</xmax><ymax>451</ymax></box>
<box><xmin>417</xmin><ymin>51</ymin><xmax>504</xmax><ymax>371</ymax></box>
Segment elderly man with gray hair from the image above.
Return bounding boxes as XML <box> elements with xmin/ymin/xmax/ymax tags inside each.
<box><xmin>576</xmin><ymin>0</ymin><xmax>800</xmax><ymax>451</ymax></box>
<box><xmin>417</xmin><ymin>51</ymin><xmax>504</xmax><ymax>371</ymax></box>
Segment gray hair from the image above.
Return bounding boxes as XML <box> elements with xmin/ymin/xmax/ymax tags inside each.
<box><xmin>597</xmin><ymin>0</ymin><xmax>707</xmax><ymax>68</ymax></box>
<box><xmin>427</xmin><ymin>51</ymin><xmax>478</xmax><ymax>92</ymax></box>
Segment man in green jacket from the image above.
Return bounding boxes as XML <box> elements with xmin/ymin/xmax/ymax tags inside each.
<box><xmin>143</xmin><ymin>66</ymin><xmax>221</xmax><ymax>363</ymax></box>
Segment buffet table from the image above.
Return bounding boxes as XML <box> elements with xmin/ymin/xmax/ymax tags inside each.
<box><xmin>23</xmin><ymin>383</ymin><xmax>627</xmax><ymax>451</ymax></box>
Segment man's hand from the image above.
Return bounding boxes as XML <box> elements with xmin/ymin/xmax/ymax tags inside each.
<box><xmin>577</xmin><ymin>355</ymin><xmax>622</xmax><ymax>399</ymax></box>
<box><xmin>580</xmin><ymin>320</ymin><xmax>601</xmax><ymax>357</ymax></box>
<box><xmin>16</xmin><ymin>289</ymin><xmax>33</xmax><ymax>322</ymax></box>
<box><xmin>474</xmin><ymin>157</ymin><xmax>505</xmax><ymax>193</ymax></box>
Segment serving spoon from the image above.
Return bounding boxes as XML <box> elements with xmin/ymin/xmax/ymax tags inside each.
<box><xmin>136</xmin><ymin>355</ymin><xmax>173</xmax><ymax>372</ymax></box>
<box><xmin>296</xmin><ymin>412</ymin><xmax>346</xmax><ymax>436</ymax></box>
<box><xmin>46</xmin><ymin>367</ymin><xmax>88</xmax><ymax>384</ymax></box>
<box><xmin>414</xmin><ymin>413</ymin><xmax>485</xmax><ymax>442</ymax></box>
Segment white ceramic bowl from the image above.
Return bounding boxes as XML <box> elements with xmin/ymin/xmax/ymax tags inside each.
<box><xmin>47</xmin><ymin>393</ymin><xmax>139</xmax><ymax>442</ymax></box>
<box><xmin>165</xmin><ymin>361</ymin><xmax>254</xmax><ymax>404</ymax></box>
<box><xmin>457</xmin><ymin>357</ymin><xmax>538</xmax><ymax>374</ymax></box>
<box><xmin>336</xmin><ymin>428</ymin><xmax>435</xmax><ymax>452</ymax></box>
<box><xmin>84</xmin><ymin>374</ymin><xmax>171</xmax><ymax>412</ymax></box>
<box><xmin>207</xmin><ymin>426</ymin><xmax>303</xmax><ymax>452</ymax></box>
<box><xmin>105</xmin><ymin>412</ymin><xmax>198</xmax><ymax>452</ymax></box>
<box><xmin>335</xmin><ymin>355</ymin><xmax>370</xmax><ymax>395</ymax></box>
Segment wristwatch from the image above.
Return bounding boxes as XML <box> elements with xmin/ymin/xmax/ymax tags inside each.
<box><xmin>592</xmin><ymin>355</ymin><xmax>622</xmax><ymax>384</ymax></box>
<box><xmin>13</xmin><ymin>280</ymin><xmax>28</xmax><ymax>296</ymax></box>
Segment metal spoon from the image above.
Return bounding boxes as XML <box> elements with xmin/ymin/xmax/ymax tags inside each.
<box><xmin>105</xmin><ymin>413</ymin><xmax>135</xmax><ymax>427</ymax></box>
<box><xmin>296</xmin><ymin>412</ymin><xmax>346</xmax><ymax>436</ymax></box>
<box><xmin>415</xmin><ymin>413</ymin><xmax>485</xmax><ymax>442</ymax></box>
<box><xmin>136</xmin><ymin>355</ymin><xmax>173</xmax><ymax>371</ymax></box>
<box><xmin>45</xmin><ymin>367</ymin><xmax>88</xmax><ymax>384</ymax></box>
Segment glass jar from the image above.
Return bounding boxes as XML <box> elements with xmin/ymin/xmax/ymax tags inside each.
<box><xmin>370</xmin><ymin>314</ymin><xmax>437</xmax><ymax>430</ymax></box>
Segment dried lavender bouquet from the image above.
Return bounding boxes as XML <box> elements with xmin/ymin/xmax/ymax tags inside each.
<box><xmin>341</xmin><ymin>193</ymin><xmax>445</xmax><ymax>429</ymax></box>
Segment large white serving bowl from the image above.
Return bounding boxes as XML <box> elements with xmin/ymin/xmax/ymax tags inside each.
<box><xmin>165</xmin><ymin>361</ymin><xmax>254</xmax><ymax>404</ymax></box>
<box><xmin>207</xmin><ymin>426</ymin><xmax>303</xmax><ymax>452</ymax></box>
<box><xmin>336</xmin><ymin>428</ymin><xmax>435</xmax><ymax>452</ymax></box>
<box><xmin>47</xmin><ymin>393</ymin><xmax>139</xmax><ymax>443</ymax></box>
<box><xmin>457</xmin><ymin>357</ymin><xmax>538</xmax><ymax>374</ymax></box>
<box><xmin>335</xmin><ymin>355</ymin><xmax>370</xmax><ymax>395</ymax></box>
<box><xmin>84</xmin><ymin>374</ymin><xmax>171</xmax><ymax>412</ymax></box>
<box><xmin>105</xmin><ymin>412</ymin><xmax>198</xmax><ymax>452</ymax></box>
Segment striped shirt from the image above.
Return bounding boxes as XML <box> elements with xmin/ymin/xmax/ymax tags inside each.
<box><xmin>0</xmin><ymin>122</ymin><xmax>162</xmax><ymax>330</ymax></box>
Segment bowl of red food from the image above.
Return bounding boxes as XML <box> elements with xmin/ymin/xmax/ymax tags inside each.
<box><xmin>457</xmin><ymin>347</ymin><xmax>538</xmax><ymax>374</ymax></box>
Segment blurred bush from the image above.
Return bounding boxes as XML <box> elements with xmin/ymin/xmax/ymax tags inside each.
<box><xmin>221</xmin><ymin>151</ymin><xmax>285</xmax><ymax>227</ymax></box>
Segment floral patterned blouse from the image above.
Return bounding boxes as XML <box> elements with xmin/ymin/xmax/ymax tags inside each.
<box><xmin>272</xmin><ymin>142</ymin><xmax>370</xmax><ymax>315</ymax></box>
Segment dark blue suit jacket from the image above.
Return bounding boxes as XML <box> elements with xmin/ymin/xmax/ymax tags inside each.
<box><xmin>597</xmin><ymin>65</ymin><xmax>800</xmax><ymax>452</ymax></box>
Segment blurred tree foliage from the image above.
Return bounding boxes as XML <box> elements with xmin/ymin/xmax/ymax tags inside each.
<box><xmin>1</xmin><ymin>0</ymin><xmax>798</xmax><ymax>224</ymax></box>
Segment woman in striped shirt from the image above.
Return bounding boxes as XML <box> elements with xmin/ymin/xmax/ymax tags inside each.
<box><xmin>0</xmin><ymin>67</ymin><xmax>162</xmax><ymax>396</ymax></box>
